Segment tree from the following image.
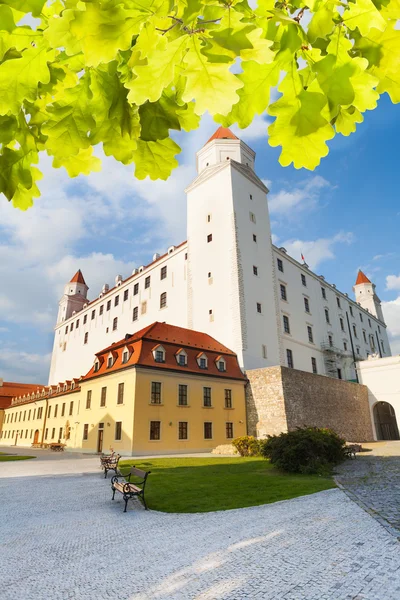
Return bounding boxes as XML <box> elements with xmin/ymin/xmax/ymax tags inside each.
<box><xmin>0</xmin><ymin>0</ymin><xmax>399</xmax><ymax>209</ymax></box>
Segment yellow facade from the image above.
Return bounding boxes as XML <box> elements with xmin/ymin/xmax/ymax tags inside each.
<box><xmin>0</xmin><ymin>367</ymin><xmax>247</xmax><ymax>455</ymax></box>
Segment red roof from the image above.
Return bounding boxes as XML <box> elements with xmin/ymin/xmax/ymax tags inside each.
<box><xmin>0</xmin><ymin>381</ymin><xmax>44</xmax><ymax>409</ymax></box>
<box><xmin>205</xmin><ymin>127</ymin><xmax>238</xmax><ymax>145</ymax></box>
<box><xmin>70</xmin><ymin>270</ymin><xmax>87</xmax><ymax>285</ymax></box>
<box><xmin>84</xmin><ymin>322</ymin><xmax>245</xmax><ymax>382</ymax></box>
<box><xmin>355</xmin><ymin>270</ymin><xmax>372</xmax><ymax>285</ymax></box>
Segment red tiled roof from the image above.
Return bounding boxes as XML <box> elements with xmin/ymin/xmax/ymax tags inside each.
<box><xmin>205</xmin><ymin>127</ymin><xmax>238</xmax><ymax>145</ymax></box>
<box><xmin>355</xmin><ymin>270</ymin><xmax>372</xmax><ymax>285</ymax></box>
<box><xmin>84</xmin><ymin>322</ymin><xmax>245</xmax><ymax>382</ymax></box>
<box><xmin>70</xmin><ymin>270</ymin><xmax>87</xmax><ymax>285</ymax></box>
<box><xmin>0</xmin><ymin>382</ymin><xmax>44</xmax><ymax>409</ymax></box>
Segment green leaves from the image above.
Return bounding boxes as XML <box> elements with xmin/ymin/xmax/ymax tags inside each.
<box><xmin>0</xmin><ymin>0</ymin><xmax>399</xmax><ymax>208</ymax></box>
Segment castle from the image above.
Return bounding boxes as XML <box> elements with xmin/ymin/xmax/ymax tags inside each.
<box><xmin>49</xmin><ymin>127</ymin><xmax>391</xmax><ymax>386</ymax></box>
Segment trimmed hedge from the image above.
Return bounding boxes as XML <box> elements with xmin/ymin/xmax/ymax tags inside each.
<box><xmin>260</xmin><ymin>427</ymin><xmax>346</xmax><ymax>474</ymax></box>
<box><xmin>232</xmin><ymin>436</ymin><xmax>262</xmax><ymax>457</ymax></box>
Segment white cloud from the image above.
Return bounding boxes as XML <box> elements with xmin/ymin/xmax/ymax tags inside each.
<box><xmin>382</xmin><ymin>297</ymin><xmax>400</xmax><ymax>355</ymax></box>
<box><xmin>280</xmin><ymin>231</ymin><xmax>354</xmax><ymax>270</ymax></box>
<box><xmin>268</xmin><ymin>176</ymin><xmax>332</xmax><ymax>216</ymax></box>
<box><xmin>386</xmin><ymin>275</ymin><xmax>400</xmax><ymax>291</ymax></box>
<box><xmin>0</xmin><ymin>348</ymin><xmax>51</xmax><ymax>384</ymax></box>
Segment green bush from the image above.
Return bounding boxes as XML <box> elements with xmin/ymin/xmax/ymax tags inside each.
<box><xmin>232</xmin><ymin>436</ymin><xmax>262</xmax><ymax>457</ymax></box>
<box><xmin>259</xmin><ymin>427</ymin><xmax>346</xmax><ymax>474</ymax></box>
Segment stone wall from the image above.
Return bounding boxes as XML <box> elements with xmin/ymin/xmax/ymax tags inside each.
<box><xmin>246</xmin><ymin>366</ymin><xmax>374</xmax><ymax>442</ymax></box>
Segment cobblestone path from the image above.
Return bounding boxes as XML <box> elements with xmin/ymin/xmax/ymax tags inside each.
<box><xmin>1</xmin><ymin>473</ymin><xmax>400</xmax><ymax>600</ymax></box>
<box><xmin>336</xmin><ymin>453</ymin><xmax>400</xmax><ymax>536</ymax></box>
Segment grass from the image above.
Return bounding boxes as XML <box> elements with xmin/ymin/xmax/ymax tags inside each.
<box><xmin>0</xmin><ymin>453</ymin><xmax>36</xmax><ymax>461</ymax></box>
<box><xmin>118</xmin><ymin>457</ymin><xmax>335</xmax><ymax>513</ymax></box>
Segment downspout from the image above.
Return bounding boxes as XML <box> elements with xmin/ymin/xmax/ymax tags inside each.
<box><xmin>375</xmin><ymin>331</ymin><xmax>383</xmax><ymax>358</ymax></box>
<box><xmin>346</xmin><ymin>311</ymin><xmax>359</xmax><ymax>383</ymax></box>
<box><xmin>40</xmin><ymin>399</ymin><xmax>49</xmax><ymax>446</ymax></box>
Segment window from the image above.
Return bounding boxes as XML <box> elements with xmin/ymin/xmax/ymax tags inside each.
<box><xmin>363</xmin><ymin>331</ymin><xmax>367</xmax><ymax>343</ymax></box>
<box><xmin>91</xmin><ymin>310</ymin><xmax>95</xmax><ymax>320</ymax></box>
<box><xmin>117</xmin><ymin>383</ymin><xmax>124</xmax><ymax>405</ymax></box>
<box><xmin>368</xmin><ymin>318</ymin><xmax>371</xmax><ymax>328</ymax></box>
<box><xmin>45</xmin><ymin>428</ymin><xmax>48</xmax><ymax>440</ymax></box>
<box><xmin>304</xmin><ymin>297</ymin><xmax>310</xmax><ymax>313</ymax></box>
<box><xmin>225</xmin><ymin>389</ymin><xmax>232</xmax><ymax>409</ymax></box>
<box><xmin>76</xmin><ymin>319</ymin><xmax>80</xmax><ymax>328</ymax></box>
<box><xmin>70</xmin><ymin>322</ymin><xmax>74</xmax><ymax>332</ymax></box>
<box><xmin>207</xmin><ymin>234</ymin><xmax>213</xmax><ymax>243</ymax></box>
<box><xmin>286</xmin><ymin>349</ymin><xmax>294</xmax><ymax>368</ymax></box>
<box><xmin>382</xmin><ymin>341</ymin><xmax>385</xmax><ymax>353</ymax></box>
<box><xmin>59</xmin><ymin>427</ymin><xmax>63</xmax><ymax>441</ymax></box>
<box><xmin>83</xmin><ymin>315</ymin><xmax>87</xmax><ymax>325</ymax></box>
<box><xmin>249</xmin><ymin>212</ymin><xmax>256</xmax><ymax>223</ymax></box>
<box><xmin>115</xmin><ymin>295</ymin><xmax>119</xmax><ymax>307</ymax></box>
<box><xmin>253</xmin><ymin>265</ymin><xmax>258</xmax><ymax>276</ymax></box>
<box><xmin>344</xmin><ymin>341</ymin><xmax>348</xmax><ymax>351</ymax></box>
<box><xmin>122</xmin><ymin>350</ymin><xmax>129</xmax><ymax>364</ymax></box>
<box><xmin>301</xmin><ymin>274</ymin><xmax>306</xmax><ymax>287</ymax></box>
<box><xmin>112</xmin><ymin>317</ymin><xmax>118</xmax><ymax>331</ymax></box>
<box><xmin>349</xmin><ymin>306</ymin><xmax>354</xmax><ymax>317</ymax></box>
<box><xmin>321</xmin><ymin>287</ymin><xmax>326</xmax><ymax>300</ymax></box>
<box><xmin>94</xmin><ymin>360</ymin><xmax>100</xmax><ymax>372</ymax></box>
<box><xmin>249</xmin><ymin>194</ymin><xmax>253</xmax><ymax>200</ymax></box>
<box><xmin>356</xmin><ymin>347</ymin><xmax>360</xmax><ymax>355</ymax></box>
<box><xmin>99</xmin><ymin>305</ymin><xmax>104</xmax><ymax>316</ymax></box>
<box><xmin>150</xmin><ymin>421</ymin><xmax>161</xmax><ymax>440</ymax></box>
<box><xmin>133</xmin><ymin>306</ymin><xmax>138</xmax><ymax>321</ymax></box>
<box><xmin>378</xmin><ymin>325</ymin><xmax>381</xmax><ymax>333</ymax></box>
<box><xmin>311</xmin><ymin>357</ymin><xmax>317</xmax><ymax>374</ymax></box>
<box><xmin>353</xmin><ymin>325</ymin><xmax>357</xmax><ymax>338</ymax></box>
<box><xmin>337</xmin><ymin>368</ymin><xmax>342</xmax><ymax>380</ymax></box>
<box><xmin>107</xmin><ymin>356</ymin><xmax>113</xmax><ymax>368</ymax></box>
<box><xmin>69</xmin><ymin>401</ymin><xmax>74</xmax><ymax>416</ymax></box>
<box><xmin>141</xmin><ymin>301</ymin><xmax>147</xmax><ymax>315</ymax></box>
<box><xmin>329</xmin><ymin>334</ymin><xmax>333</xmax><ymax>347</ymax></box>
<box><xmin>86</xmin><ymin>390</ymin><xmax>92</xmax><ymax>409</ymax></box>
<box><xmin>262</xmin><ymin>344</ymin><xmax>267</xmax><ymax>359</ymax></box>
<box><xmin>359</xmin><ymin>313</ymin><xmax>363</xmax><ymax>323</ymax></box>
<box><xmin>134</xmin><ymin>283</ymin><xmax>139</xmax><ymax>295</ymax></box>
<box><xmin>123</xmin><ymin>289</ymin><xmax>129</xmax><ymax>301</ymax></box>
<box><xmin>65</xmin><ymin>326</ymin><xmax>68</xmax><ymax>334</ymax></box>
<box><xmin>203</xmin><ymin>387</ymin><xmax>212</xmax><ymax>407</ymax></box>
<box><xmin>115</xmin><ymin>421</ymin><xmax>122</xmax><ymax>441</ymax></box>
<box><xmin>325</xmin><ymin>309</ymin><xmax>330</xmax><ymax>324</ymax></box>
<box><xmin>253</xmin><ymin>234</ymin><xmax>257</xmax><ymax>242</ymax></box>
<box><xmin>277</xmin><ymin>258</ymin><xmax>284</xmax><ymax>272</ymax></box>
<box><xmin>84</xmin><ymin>332</ymin><xmax>89</xmax><ymax>344</ymax></box>
<box><xmin>106</xmin><ymin>300</ymin><xmax>111</xmax><ymax>311</ymax></box>
<box><xmin>199</xmin><ymin>356</ymin><xmax>207</xmax><ymax>369</ymax></box>
<box><xmin>61</xmin><ymin>403</ymin><xmax>65</xmax><ymax>417</ymax></box>
<box><xmin>280</xmin><ymin>284</ymin><xmax>287</xmax><ymax>301</ymax></box>
<box><xmin>160</xmin><ymin>292</ymin><xmax>167</xmax><ymax>309</ymax></box>
<box><xmin>178</xmin><ymin>422</ymin><xmax>188</xmax><ymax>440</ymax></box>
<box><xmin>307</xmin><ymin>326</ymin><xmax>314</xmax><ymax>344</ymax></box>
<box><xmin>283</xmin><ymin>315</ymin><xmax>290</xmax><ymax>334</ymax></box>
<box><xmin>340</xmin><ymin>317</ymin><xmax>345</xmax><ymax>331</ymax></box>
<box><xmin>226</xmin><ymin>422</ymin><xmax>234</xmax><ymax>439</ymax></box>
<box><xmin>178</xmin><ymin>385</ymin><xmax>188</xmax><ymax>406</ymax></box>
<box><xmin>161</xmin><ymin>266</ymin><xmax>167</xmax><ymax>280</ymax></box>
<box><xmin>155</xmin><ymin>349</ymin><xmax>165</xmax><ymax>363</ymax></box>
<box><xmin>151</xmin><ymin>382</ymin><xmax>162</xmax><ymax>404</ymax></box>
<box><xmin>217</xmin><ymin>360</ymin><xmax>226</xmax><ymax>372</ymax></box>
<box><xmin>204</xmin><ymin>422</ymin><xmax>212</xmax><ymax>439</ymax></box>
<box><xmin>83</xmin><ymin>424</ymin><xmax>88</xmax><ymax>440</ymax></box>
<box><xmin>177</xmin><ymin>352</ymin><xmax>187</xmax><ymax>366</ymax></box>
<box><xmin>143</xmin><ymin>275</ymin><xmax>150</xmax><ymax>289</ymax></box>
<box><xmin>207</xmin><ymin>214</ymin><xmax>211</xmax><ymax>222</ymax></box>
<box><xmin>256</xmin><ymin>302</ymin><xmax>262</xmax><ymax>313</ymax></box>
<box><xmin>48</xmin><ymin>406</ymin><xmax>51</xmax><ymax>418</ymax></box>
<box><xmin>336</xmin><ymin>297</ymin><xmax>341</xmax><ymax>308</ymax></box>
<box><xmin>100</xmin><ymin>387</ymin><xmax>107</xmax><ymax>407</ymax></box>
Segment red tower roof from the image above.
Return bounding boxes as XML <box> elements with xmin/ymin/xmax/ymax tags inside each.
<box><xmin>205</xmin><ymin>127</ymin><xmax>238</xmax><ymax>145</ymax></box>
<box><xmin>70</xmin><ymin>270</ymin><xmax>87</xmax><ymax>285</ymax></box>
<box><xmin>355</xmin><ymin>270</ymin><xmax>372</xmax><ymax>285</ymax></box>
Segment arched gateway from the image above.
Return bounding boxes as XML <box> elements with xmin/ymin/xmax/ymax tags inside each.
<box><xmin>373</xmin><ymin>402</ymin><xmax>400</xmax><ymax>440</ymax></box>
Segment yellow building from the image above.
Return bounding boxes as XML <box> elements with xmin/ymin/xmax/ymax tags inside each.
<box><xmin>0</xmin><ymin>323</ymin><xmax>247</xmax><ymax>455</ymax></box>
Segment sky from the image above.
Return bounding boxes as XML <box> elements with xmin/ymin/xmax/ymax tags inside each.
<box><xmin>1</xmin><ymin>91</ymin><xmax>400</xmax><ymax>385</ymax></box>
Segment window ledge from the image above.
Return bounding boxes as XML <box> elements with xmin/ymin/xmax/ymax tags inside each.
<box><xmin>177</xmin><ymin>404</ymin><xmax>190</xmax><ymax>408</ymax></box>
<box><xmin>149</xmin><ymin>403</ymin><xmax>164</xmax><ymax>406</ymax></box>
<box><xmin>224</xmin><ymin>407</ymin><xmax>235</xmax><ymax>410</ymax></box>
<box><xmin>202</xmin><ymin>406</ymin><xmax>214</xmax><ymax>409</ymax></box>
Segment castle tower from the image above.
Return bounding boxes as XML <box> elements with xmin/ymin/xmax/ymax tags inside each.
<box><xmin>353</xmin><ymin>270</ymin><xmax>385</xmax><ymax>323</ymax></box>
<box><xmin>57</xmin><ymin>270</ymin><xmax>89</xmax><ymax>324</ymax></box>
<box><xmin>186</xmin><ymin>127</ymin><xmax>281</xmax><ymax>370</ymax></box>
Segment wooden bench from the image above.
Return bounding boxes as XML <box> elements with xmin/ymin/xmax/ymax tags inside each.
<box><xmin>100</xmin><ymin>453</ymin><xmax>121</xmax><ymax>478</ymax></box>
<box><xmin>111</xmin><ymin>467</ymin><xmax>151</xmax><ymax>512</ymax></box>
<box><xmin>344</xmin><ymin>444</ymin><xmax>362</xmax><ymax>459</ymax></box>
<box><xmin>49</xmin><ymin>443</ymin><xmax>65</xmax><ymax>452</ymax></box>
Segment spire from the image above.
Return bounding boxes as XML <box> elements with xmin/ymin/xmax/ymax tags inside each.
<box><xmin>70</xmin><ymin>270</ymin><xmax>87</xmax><ymax>286</ymax></box>
<box><xmin>205</xmin><ymin>127</ymin><xmax>239</xmax><ymax>146</ymax></box>
<box><xmin>355</xmin><ymin>270</ymin><xmax>372</xmax><ymax>285</ymax></box>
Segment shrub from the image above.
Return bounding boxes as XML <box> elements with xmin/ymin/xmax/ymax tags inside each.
<box><xmin>259</xmin><ymin>427</ymin><xmax>346</xmax><ymax>474</ymax></box>
<box><xmin>232</xmin><ymin>436</ymin><xmax>262</xmax><ymax>457</ymax></box>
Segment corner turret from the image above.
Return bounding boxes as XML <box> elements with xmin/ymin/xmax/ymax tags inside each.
<box><xmin>353</xmin><ymin>270</ymin><xmax>385</xmax><ymax>323</ymax></box>
<box><xmin>57</xmin><ymin>270</ymin><xmax>89</xmax><ymax>324</ymax></box>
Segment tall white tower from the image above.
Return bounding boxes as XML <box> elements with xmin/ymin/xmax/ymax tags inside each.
<box><xmin>186</xmin><ymin>127</ymin><xmax>281</xmax><ymax>370</ymax></box>
<box><xmin>353</xmin><ymin>270</ymin><xmax>385</xmax><ymax>323</ymax></box>
<box><xmin>57</xmin><ymin>270</ymin><xmax>89</xmax><ymax>324</ymax></box>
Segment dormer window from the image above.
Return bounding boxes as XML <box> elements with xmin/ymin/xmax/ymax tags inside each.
<box><xmin>63</xmin><ymin>384</ymin><xmax>67</xmax><ymax>392</ymax></box>
<box><xmin>176</xmin><ymin>349</ymin><xmax>187</xmax><ymax>366</ymax></box>
<box><xmin>197</xmin><ymin>353</ymin><xmax>208</xmax><ymax>369</ymax></box>
<box><xmin>107</xmin><ymin>356</ymin><xmax>113</xmax><ymax>368</ymax></box>
<box><xmin>152</xmin><ymin>345</ymin><xmax>166</xmax><ymax>363</ymax></box>
<box><xmin>94</xmin><ymin>360</ymin><xmax>100</xmax><ymax>373</ymax></box>
<box><xmin>216</xmin><ymin>357</ymin><xmax>226</xmax><ymax>372</ymax></box>
<box><xmin>122</xmin><ymin>348</ymin><xmax>129</xmax><ymax>364</ymax></box>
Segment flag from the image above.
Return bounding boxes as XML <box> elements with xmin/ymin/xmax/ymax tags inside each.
<box><xmin>301</xmin><ymin>253</ymin><xmax>305</xmax><ymax>262</ymax></box>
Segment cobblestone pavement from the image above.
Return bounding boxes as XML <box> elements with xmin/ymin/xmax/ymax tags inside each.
<box><xmin>1</xmin><ymin>474</ymin><xmax>400</xmax><ymax>600</ymax></box>
<box><xmin>336</xmin><ymin>444</ymin><xmax>400</xmax><ymax>536</ymax></box>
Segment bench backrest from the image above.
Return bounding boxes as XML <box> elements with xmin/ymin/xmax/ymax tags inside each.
<box><xmin>130</xmin><ymin>466</ymin><xmax>149</xmax><ymax>479</ymax></box>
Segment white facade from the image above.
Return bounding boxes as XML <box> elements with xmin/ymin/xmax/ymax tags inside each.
<box><xmin>49</xmin><ymin>129</ymin><xmax>391</xmax><ymax>385</ymax></box>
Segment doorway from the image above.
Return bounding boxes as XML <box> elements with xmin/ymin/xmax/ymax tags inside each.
<box><xmin>97</xmin><ymin>423</ymin><xmax>104</xmax><ymax>453</ymax></box>
<box><xmin>373</xmin><ymin>402</ymin><xmax>400</xmax><ymax>440</ymax></box>
<box><xmin>33</xmin><ymin>430</ymin><xmax>39</xmax><ymax>444</ymax></box>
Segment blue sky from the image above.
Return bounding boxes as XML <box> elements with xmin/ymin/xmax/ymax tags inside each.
<box><xmin>1</xmin><ymin>93</ymin><xmax>400</xmax><ymax>384</ymax></box>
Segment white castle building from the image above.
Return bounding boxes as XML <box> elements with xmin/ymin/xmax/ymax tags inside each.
<box><xmin>49</xmin><ymin>128</ymin><xmax>391</xmax><ymax>385</ymax></box>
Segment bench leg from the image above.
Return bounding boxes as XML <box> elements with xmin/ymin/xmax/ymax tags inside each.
<box><xmin>141</xmin><ymin>493</ymin><xmax>148</xmax><ymax>511</ymax></box>
<box><xmin>112</xmin><ymin>488</ymin><xmax>116</xmax><ymax>501</ymax></box>
<box><xmin>123</xmin><ymin>495</ymin><xmax>129</xmax><ymax>513</ymax></box>
<box><xmin>104</xmin><ymin>468</ymin><xmax>108</xmax><ymax>479</ymax></box>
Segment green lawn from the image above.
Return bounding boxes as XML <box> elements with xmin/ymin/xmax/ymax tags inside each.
<box><xmin>0</xmin><ymin>453</ymin><xmax>36</xmax><ymax>461</ymax></box>
<box><xmin>118</xmin><ymin>457</ymin><xmax>335</xmax><ymax>513</ymax></box>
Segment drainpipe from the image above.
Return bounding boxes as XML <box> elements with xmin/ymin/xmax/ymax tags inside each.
<box><xmin>375</xmin><ymin>332</ymin><xmax>383</xmax><ymax>358</ymax></box>
<box><xmin>40</xmin><ymin>399</ymin><xmax>49</xmax><ymax>446</ymax></box>
<box><xmin>346</xmin><ymin>312</ymin><xmax>359</xmax><ymax>383</ymax></box>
